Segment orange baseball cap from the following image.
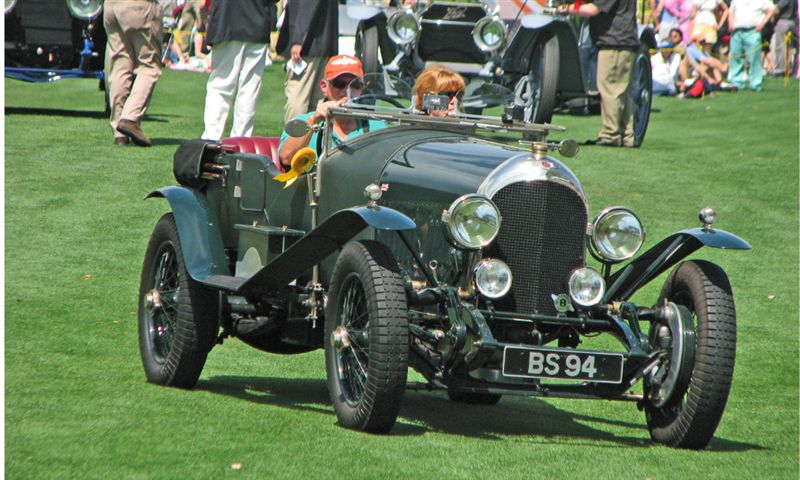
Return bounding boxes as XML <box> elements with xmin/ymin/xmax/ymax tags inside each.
<box><xmin>324</xmin><ymin>54</ymin><xmax>364</xmax><ymax>80</ymax></box>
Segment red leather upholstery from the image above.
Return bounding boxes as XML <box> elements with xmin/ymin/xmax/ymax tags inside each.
<box><xmin>221</xmin><ymin>136</ymin><xmax>285</xmax><ymax>172</ymax></box>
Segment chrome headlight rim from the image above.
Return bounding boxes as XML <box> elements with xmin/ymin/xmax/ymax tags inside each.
<box><xmin>472</xmin><ymin>16</ymin><xmax>507</xmax><ymax>52</ymax></box>
<box><xmin>442</xmin><ymin>194</ymin><xmax>502</xmax><ymax>250</ymax></box>
<box><xmin>387</xmin><ymin>10</ymin><xmax>420</xmax><ymax>45</ymax></box>
<box><xmin>474</xmin><ymin>258</ymin><xmax>513</xmax><ymax>299</ymax></box>
<box><xmin>66</xmin><ymin>0</ymin><xmax>103</xmax><ymax>20</ymax></box>
<box><xmin>5</xmin><ymin>0</ymin><xmax>17</xmax><ymax>15</ymax></box>
<box><xmin>590</xmin><ymin>206</ymin><xmax>645</xmax><ymax>263</ymax></box>
<box><xmin>568</xmin><ymin>267</ymin><xmax>606</xmax><ymax>307</ymax></box>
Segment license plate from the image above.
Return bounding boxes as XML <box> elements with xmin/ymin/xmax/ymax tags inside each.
<box><xmin>502</xmin><ymin>346</ymin><xmax>624</xmax><ymax>384</ymax></box>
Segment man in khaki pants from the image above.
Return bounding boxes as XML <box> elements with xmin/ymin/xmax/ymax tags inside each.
<box><xmin>104</xmin><ymin>0</ymin><xmax>163</xmax><ymax>146</ymax></box>
<box><xmin>562</xmin><ymin>0</ymin><xmax>639</xmax><ymax>147</ymax></box>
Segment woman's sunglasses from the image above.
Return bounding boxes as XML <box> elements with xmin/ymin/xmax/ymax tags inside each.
<box><xmin>330</xmin><ymin>77</ymin><xmax>365</xmax><ymax>90</ymax></box>
<box><xmin>437</xmin><ymin>90</ymin><xmax>464</xmax><ymax>100</ymax></box>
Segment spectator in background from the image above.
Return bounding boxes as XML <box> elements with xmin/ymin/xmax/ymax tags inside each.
<box><xmin>104</xmin><ymin>0</ymin><xmax>163</xmax><ymax>146</ymax></box>
<box><xmin>200</xmin><ymin>0</ymin><xmax>276</xmax><ymax>141</ymax></box>
<box><xmin>770</xmin><ymin>0</ymin><xmax>797</xmax><ymax>76</ymax></box>
<box><xmin>728</xmin><ymin>0</ymin><xmax>778</xmax><ymax>91</ymax></box>
<box><xmin>652</xmin><ymin>43</ymin><xmax>682</xmax><ymax>95</ymax></box>
<box><xmin>174</xmin><ymin>0</ymin><xmax>208</xmax><ymax>63</ymax></box>
<box><xmin>658</xmin><ymin>0</ymin><xmax>693</xmax><ymax>44</ymax></box>
<box><xmin>412</xmin><ymin>65</ymin><xmax>466</xmax><ymax>116</ymax></box>
<box><xmin>562</xmin><ymin>0</ymin><xmax>639</xmax><ymax>147</ymax></box>
<box><xmin>690</xmin><ymin>0</ymin><xmax>728</xmax><ymax>44</ymax></box>
<box><xmin>277</xmin><ymin>0</ymin><xmax>339</xmax><ymax>125</ymax></box>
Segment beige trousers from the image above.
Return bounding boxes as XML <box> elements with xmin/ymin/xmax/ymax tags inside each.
<box><xmin>104</xmin><ymin>0</ymin><xmax>163</xmax><ymax>130</ymax></box>
<box><xmin>283</xmin><ymin>55</ymin><xmax>327</xmax><ymax>124</ymax></box>
<box><xmin>597</xmin><ymin>49</ymin><xmax>636</xmax><ymax>147</ymax></box>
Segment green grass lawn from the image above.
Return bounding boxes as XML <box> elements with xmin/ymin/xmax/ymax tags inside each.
<box><xmin>5</xmin><ymin>67</ymin><xmax>799</xmax><ymax>479</ymax></box>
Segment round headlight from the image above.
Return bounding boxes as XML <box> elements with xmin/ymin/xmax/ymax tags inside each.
<box><xmin>442</xmin><ymin>194</ymin><xmax>502</xmax><ymax>250</ymax></box>
<box><xmin>387</xmin><ymin>11</ymin><xmax>419</xmax><ymax>45</ymax></box>
<box><xmin>5</xmin><ymin>0</ymin><xmax>17</xmax><ymax>15</ymax></box>
<box><xmin>474</xmin><ymin>258</ymin><xmax>512</xmax><ymax>299</ymax></box>
<box><xmin>591</xmin><ymin>207</ymin><xmax>645</xmax><ymax>262</ymax></box>
<box><xmin>568</xmin><ymin>267</ymin><xmax>605</xmax><ymax>307</ymax></box>
<box><xmin>67</xmin><ymin>0</ymin><xmax>103</xmax><ymax>20</ymax></box>
<box><xmin>472</xmin><ymin>17</ymin><xmax>507</xmax><ymax>52</ymax></box>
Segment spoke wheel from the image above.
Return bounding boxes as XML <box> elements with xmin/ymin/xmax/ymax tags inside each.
<box><xmin>632</xmin><ymin>52</ymin><xmax>652</xmax><ymax>147</ymax></box>
<box><xmin>138</xmin><ymin>213</ymin><xmax>218</xmax><ymax>388</ymax></box>
<box><xmin>644</xmin><ymin>260</ymin><xmax>737</xmax><ymax>449</ymax></box>
<box><xmin>515</xmin><ymin>34</ymin><xmax>559</xmax><ymax>125</ymax></box>
<box><xmin>325</xmin><ymin>240</ymin><xmax>408</xmax><ymax>433</ymax></box>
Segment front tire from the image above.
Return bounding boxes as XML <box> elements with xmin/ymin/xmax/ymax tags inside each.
<box><xmin>325</xmin><ymin>240</ymin><xmax>408</xmax><ymax>433</ymax></box>
<box><xmin>355</xmin><ymin>21</ymin><xmax>381</xmax><ymax>76</ymax></box>
<box><xmin>515</xmin><ymin>34</ymin><xmax>559</xmax><ymax>125</ymax></box>
<box><xmin>138</xmin><ymin>213</ymin><xmax>218</xmax><ymax>388</ymax></box>
<box><xmin>644</xmin><ymin>260</ymin><xmax>737</xmax><ymax>449</ymax></box>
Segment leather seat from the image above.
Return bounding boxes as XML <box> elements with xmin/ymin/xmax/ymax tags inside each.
<box><xmin>221</xmin><ymin>136</ymin><xmax>285</xmax><ymax>172</ymax></box>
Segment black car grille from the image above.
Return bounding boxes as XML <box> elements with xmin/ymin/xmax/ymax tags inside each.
<box><xmin>487</xmin><ymin>181</ymin><xmax>587</xmax><ymax>316</ymax></box>
<box><xmin>417</xmin><ymin>4</ymin><xmax>487</xmax><ymax>64</ymax></box>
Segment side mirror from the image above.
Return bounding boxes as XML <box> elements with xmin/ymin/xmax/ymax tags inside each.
<box><xmin>285</xmin><ymin>119</ymin><xmax>311</xmax><ymax>137</ymax></box>
<box><xmin>558</xmin><ymin>139</ymin><xmax>580</xmax><ymax>158</ymax></box>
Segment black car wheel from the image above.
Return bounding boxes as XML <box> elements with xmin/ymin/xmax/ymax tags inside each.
<box><xmin>325</xmin><ymin>240</ymin><xmax>408</xmax><ymax>433</ymax></box>
<box><xmin>644</xmin><ymin>260</ymin><xmax>736</xmax><ymax>449</ymax></box>
<box><xmin>138</xmin><ymin>213</ymin><xmax>218</xmax><ymax>388</ymax></box>
<box><xmin>447</xmin><ymin>390</ymin><xmax>502</xmax><ymax>405</ymax></box>
<box><xmin>356</xmin><ymin>21</ymin><xmax>381</xmax><ymax>76</ymax></box>
<box><xmin>515</xmin><ymin>34</ymin><xmax>559</xmax><ymax>125</ymax></box>
<box><xmin>632</xmin><ymin>52</ymin><xmax>652</xmax><ymax>147</ymax></box>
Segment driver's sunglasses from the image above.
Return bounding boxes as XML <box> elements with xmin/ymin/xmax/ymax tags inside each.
<box><xmin>438</xmin><ymin>90</ymin><xmax>464</xmax><ymax>100</ymax></box>
<box><xmin>330</xmin><ymin>77</ymin><xmax>365</xmax><ymax>90</ymax></box>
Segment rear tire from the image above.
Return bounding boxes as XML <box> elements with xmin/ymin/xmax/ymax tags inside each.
<box><xmin>356</xmin><ymin>22</ymin><xmax>381</xmax><ymax>76</ymax></box>
<box><xmin>325</xmin><ymin>240</ymin><xmax>409</xmax><ymax>433</ymax></box>
<box><xmin>644</xmin><ymin>260</ymin><xmax>736</xmax><ymax>449</ymax></box>
<box><xmin>632</xmin><ymin>52</ymin><xmax>652</xmax><ymax>147</ymax></box>
<box><xmin>138</xmin><ymin>213</ymin><xmax>218</xmax><ymax>388</ymax></box>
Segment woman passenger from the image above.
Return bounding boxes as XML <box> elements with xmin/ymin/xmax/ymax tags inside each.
<box><xmin>412</xmin><ymin>65</ymin><xmax>466</xmax><ymax>117</ymax></box>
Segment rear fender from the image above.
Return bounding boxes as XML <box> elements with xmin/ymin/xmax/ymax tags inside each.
<box><xmin>603</xmin><ymin>228</ymin><xmax>751</xmax><ymax>302</ymax></box>
<box><xmin>146</xmin><ymin>186</ymin><xmax>229</xmax><ymax>282</ymax></box>
<box><xmin>207</xmin><ymin>205</ymin><xmax>416</xmax><ymax>294</ymax></box>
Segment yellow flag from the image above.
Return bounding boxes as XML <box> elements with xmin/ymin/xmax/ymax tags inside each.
<box><xmin>273</xmin><ymin>147</ymin><xmax>318</xmax><ymax>186</ymax></box>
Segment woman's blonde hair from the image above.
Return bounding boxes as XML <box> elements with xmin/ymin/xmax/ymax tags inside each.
<box><xmin>412</xmin><ymin>65</ymin><xmax>466</xmax><ymax>112</ymax></box>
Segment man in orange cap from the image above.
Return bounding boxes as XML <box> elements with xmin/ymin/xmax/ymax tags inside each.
<box><xmin>278</xmin><ymin>54</ymin><xmax>385</xmax><ymax>167</ymax></box>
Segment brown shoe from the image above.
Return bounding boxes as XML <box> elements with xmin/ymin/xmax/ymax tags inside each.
<box><xmin>116</xmin><ymin>119</ymin><xmax>152</xmax><ymax>147</ymax></box>
<box><xmin>114</xmin><ymin>136</ymin><xmax>130</xmax><ymax>145</ymax></box>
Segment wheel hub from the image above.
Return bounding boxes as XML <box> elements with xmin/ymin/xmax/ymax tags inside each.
<box><xmin>331</xmin><ymin>326</ymin><xmax>351</xmax><ymax>352</ymax></box>
<box><xmin>145</xmin><ymin>289</ymin><xmax>162</xmax><ymax>314</ymax></box>
<box><xmin>648</xmin><ymin>303</ymin><xmax>696</xmax><ymax>407</ymax></box>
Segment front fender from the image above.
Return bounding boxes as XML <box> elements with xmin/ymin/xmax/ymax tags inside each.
<box><xmin>205</xmin><ymin>205</ymin><xmax>416</xmax><ymax>294</ymax></box>
<box><xmin>603</xmin><ymin>228</ymin><xmax>750</xmax><ymax>302</ymax></box>
<box><xmin>146</xmin><ymin>186</ymin><xmax>229</xmax><ymax>282</ymax></box>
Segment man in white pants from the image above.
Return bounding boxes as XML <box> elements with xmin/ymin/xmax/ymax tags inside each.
<box><xmin>201</xmin><ymin>0</ymin><xmax>277</xmax><ymax>141</ymax></box>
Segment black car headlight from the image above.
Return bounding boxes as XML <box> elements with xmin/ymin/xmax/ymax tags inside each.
<box><xmin>387</xmin><ymin>11</ymin><xmax>419</xmax><ymax>45</ymax></box>
<box><xmin>442</xmin><ymin>194</ymin><xmax>502</xmax><ymax>250</ymax></box>
<box><xmin>472</xmin><ymin>16</ymin><xmax>507</xmax><ymax>52</ymax></box>
<box><xmin>590</xmin><ymin>207</ymin><xmax>645</xmax><ymax>262</ymax></box>
<box><xmin>67</xmin><ymin>0</ymin><xmax>103</xmax><ymax>20</ymax></box>
<box><xmin>568</xmin><ymin>267</ymin><xmax>605</xmax><ymax>307</ymax></box>
<box><xmin>474</xmin><ymin>258</ymin><xmax>512</xmax><ymax>299</ymax></box>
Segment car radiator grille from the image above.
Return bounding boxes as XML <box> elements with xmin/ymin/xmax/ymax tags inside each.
<box><xmin>418</xmin><ymin>4</ymin><xmax>487</xmax><ymax>64</ymax></box>
<box><xmin>487</xmin><ymin>181</ymin><xmax>587</xmax><ymax>316</ymax></box>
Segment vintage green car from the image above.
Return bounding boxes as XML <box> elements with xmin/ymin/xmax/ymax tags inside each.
<box><xmin>139</xmin><ymin>89</ymin><xmax>749</xmax><ymax>449</ymax></box>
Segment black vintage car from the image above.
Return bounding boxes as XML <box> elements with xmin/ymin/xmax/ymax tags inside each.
<box><xmin>349</xmin><ymin>0</ymin><xmax>655</xmax><ymax>146</ymax></box>
<box><xmin>139</xmin><ymin>85</ymin><xmax>749</xmax><ymax>449</ymax></box>
<box><xmin>5</xmin><ymin>0</ymin><xmax>106</xmax><ymax>104</ymax></box>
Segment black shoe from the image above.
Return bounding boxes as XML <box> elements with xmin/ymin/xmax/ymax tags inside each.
<box><xmin>116</xmin><ymin>119</ymin><xmax>152</xmax><ymax>147</ymax></box>
<box><xmin>585</xmin><ymin>139</ymin><xmax>620</xmax><ymax>147</ymax></box>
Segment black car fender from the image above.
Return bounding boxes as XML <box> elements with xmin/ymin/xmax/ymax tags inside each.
<box><xmin>145</xmin><ymin>186</ymin><xmax>230</xmax><ymax>282</ymax></box>
<box><xmin>505</xmin><ymin>21</ymin><xmax>585</xmax><ymax>96</ymax></box>
<box><xmin>199</xmin><ymin>205</ymin><xmax>417</xmax><ymax>295</ymax></box>
<box><xmin>603</xmin><ymin>228</ymin><xmax>751</xmax><ymax>302</ymax></box>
